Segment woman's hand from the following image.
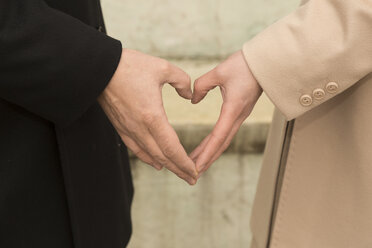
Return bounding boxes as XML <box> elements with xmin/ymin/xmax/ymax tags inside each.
<box><xmin>190</xmin><ymin>51</ymin><xmax>263</xmax><ymax>174</ymax></box>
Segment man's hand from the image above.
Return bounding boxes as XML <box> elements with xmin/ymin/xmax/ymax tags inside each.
<box><xmin>190</xmin><ymin>51</ymin><xmax>263</xmax><ymax>175</ymax></box>
<box><xmin>98</xmin><ymin>49</ymin><xmax>198</xmax><ymax>185</ymax></box>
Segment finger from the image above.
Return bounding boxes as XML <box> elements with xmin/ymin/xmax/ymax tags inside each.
<box><xmin>144</xmin><ymin>139</ymin><xmax>197</xmax><ymax>185</ymax></box>
<box><xmin>166</xmin><ymin>63</ymin><xmax>193</xmax><ymax>100</ymax></box>
<box><xmin>189</xmin><ymin>134</ymin><xmax>211</xmax><ymax>161</ymax></box>
<box><xmin>191</xmin><ymin>69</ymin><xmax>219</xmax><ymax>104</ymax></box>
<box><xmin>131</xmin><ymin>127</ymin><xmax>197</xmax><ymax>185</ymax></box>
<box><xmin>146</xmin><ymin>114</ymin><xmax>199</xmax><ymax>178</ymax></box>
<box><xmin>195</xmin><ymin>102</ymin><xmax>241</xmax><ymax>172</ymax></box>
<box><xmin>199</xmin><ymin>119</ymin><xmax>243</xmax><ymax>174</ymax></box>
<box><xmin>120</xmin><ymin>133</ymin><xmax>163</xmax><ymax>170</ymax></box>
<box><xmin>203</xmin><ymin>103</ymin><xmax>256</xmax><ymax>170</ymax></box>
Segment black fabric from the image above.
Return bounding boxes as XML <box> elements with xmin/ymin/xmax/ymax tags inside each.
<box><xmin>0</xmin><ymin>0</ymin><xmax>133</xmax><ymax>247</ymax></box>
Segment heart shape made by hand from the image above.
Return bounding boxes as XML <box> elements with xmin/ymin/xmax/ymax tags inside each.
<box><xmin>100</xmin><ymin>49</ymin><xmax>262</xmax><ymax>185</ymax></box>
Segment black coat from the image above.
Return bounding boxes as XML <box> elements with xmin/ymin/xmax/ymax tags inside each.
<box><xmin>0</xmin><ymin>0</ymin><xmax>133</xmax><ymax>247</ymax></box>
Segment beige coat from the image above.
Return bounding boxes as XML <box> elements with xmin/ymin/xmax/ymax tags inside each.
<box><xmin>242</xmin><ymin>0</ymin><xmax>372</xmax><ymax>247</ymax></box>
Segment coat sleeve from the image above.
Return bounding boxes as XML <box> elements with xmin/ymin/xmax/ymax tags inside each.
<box><xmin>0</xmin><ymin>0</ymin><xmax>122</xmax><ymax>127</ymax></box>
<box><xmin>242</xmin><ymin>0</ymin><xmax>372</xmax><ymax>120</ymax></box>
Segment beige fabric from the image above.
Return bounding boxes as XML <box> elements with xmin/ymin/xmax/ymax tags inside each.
<box><xmin>249</xmin><ymin>110</ymin><xmax>288</xmax><ymax>248</ymax></box>
<box><xmin>243</xmin><ymin>0</ymin><xmax>372</xmax><ymax>120</ymax></box>
<box><xmin>242</xmin><ymin>0</ymin><xmax>372</xmax><ymax>247</ymax></box>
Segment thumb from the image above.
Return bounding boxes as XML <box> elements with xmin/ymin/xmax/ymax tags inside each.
<box><xmin>166</xmin><ymin>63</ymin><xmax>193</xmax><ymax>100</ymax></box>
<box><xmin>191</xmin><ymin>69</ymin><xmax>219</xmax><ymax>104</ymax></box>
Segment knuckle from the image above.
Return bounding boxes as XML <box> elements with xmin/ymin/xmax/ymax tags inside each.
<box><xmin>221</xmin><ymin>142</ymin><xmax>231</xmax><ymax>152</ymax></box>
<box><xmin>214</xmin><ymin>64</ymin><xmax>227</xmax><ymax>80</ymax></box>
<box><xmin>132</xmin><ymin>148</ymin><xmax>142</xmax><ymax>157</ymax></box>
<box><xmin>153</xmin><ymin>154</ymin><xmax>168</xmax><ymax>165</ymax></box>
<box><xmin>162</xmin><ymin>145</ymin><xmax>177</xmax><ymax>158</ymax></box>
<box><xmin>142</xmin><ymin>112</ymin><xmax>161</xmax><ymax>126</ymax></box>
<box><xmin>193</xmin><ymin>80</ymin><xmax>205</xmax><ymax>93</ymax></box>
<box><xmin>175</xmin><ymin>171</ymin><xmax>188</xmax><ymax>181</ymax></box>
<box><xmin>159</xmin><ymin>59</ymin><xmax>171</xmax><ymax>74</ymax></box>
<box><xmin>185</xmin><ymin>74</ymin><xmax>191</xmax><ymax>84</ymax></box>
<box><xmin>193</xmin><ymin>80</ymin><xmax>201</xmax><ymax>91</ymax></box>
<box><xmin>211</xmin><ymin>133</ymin><xmax>225</xmax><ymax>144</ymax></box>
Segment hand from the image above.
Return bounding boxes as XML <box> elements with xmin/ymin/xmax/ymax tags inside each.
<box><xmin>98</xmin><ymin>49</ymin><xmax>198</xmax><ymax>185</ymax></box>
<box><xmin>190</xmin><ymin>50</ymin><xmax>263</xmax><ymax>174</ymax></box>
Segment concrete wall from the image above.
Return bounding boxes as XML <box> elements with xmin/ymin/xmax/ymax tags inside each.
<box><xmin>128</xmin><ymin>154</ymin><xmax>262</xmax><ymax>248</ymax></box>
<box><xmin>101</xmin><ymin>0</ymin><xmax>299</xmax><ymax>59</ymax></box>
